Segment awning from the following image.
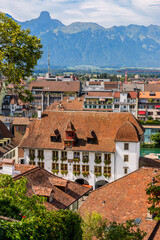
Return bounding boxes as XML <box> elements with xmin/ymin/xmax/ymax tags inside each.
<box><xmin>138</xmin><ymin>111</ymin><xmax>146</xmax><ymax>115</ymax></box>
<box><xmin>155</xmin><ymin>105</ymin><xmax>160</xmax><ymax>109</ymax></box>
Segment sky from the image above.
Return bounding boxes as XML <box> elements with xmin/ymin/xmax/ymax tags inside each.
<box><xmin>1</xmin><ymin>0</ymin><xmax>160</xmax><ymax>28</ymax></box>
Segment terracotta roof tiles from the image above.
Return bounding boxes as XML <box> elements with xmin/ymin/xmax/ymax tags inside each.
<box><xmin>29</xmin><ymin>80</ymin><xmax>80</xmax><ymax>93</ymax></box>
<box><xmin>79</xmin><ymin>167</ymin><xmax>160</xmax><ymax>240</ymax></box>
<box><xmin>14</xmin><ymin>167</ymin><xmax>91</xmax><ymax>210</ymax></box>
<box><xmin>19</xmin><ymin>111</ymin><xmax>144</xmax><ymax>153</ymax></box>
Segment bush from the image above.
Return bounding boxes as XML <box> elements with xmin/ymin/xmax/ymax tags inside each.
<box><xmin>0</xmin><ymin>210</ymin><xmax>82</xmax><ymax>240</ymax></box>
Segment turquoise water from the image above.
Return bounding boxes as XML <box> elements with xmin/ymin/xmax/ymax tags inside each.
<box><xmin>140</xmin><ymin>148</ymin><xmax>160</xmax><ymax>157</ymax></box>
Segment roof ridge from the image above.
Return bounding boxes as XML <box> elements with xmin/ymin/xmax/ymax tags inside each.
<box><xmin>14</xmin><ymin>166</ymin><xmax>40</xmax><ymax>179</ymax></box>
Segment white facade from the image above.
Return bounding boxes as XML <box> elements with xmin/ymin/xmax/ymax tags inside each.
<box><xmin>24</xmin><ymin>141</ymin><xmax>140</xmax><ymax>189</ymax></box>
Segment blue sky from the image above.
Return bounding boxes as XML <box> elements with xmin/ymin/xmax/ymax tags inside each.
<box><xmin>1</xmin><ymin>0</ymin><xmax>160</xmax><ymax>27</ymax></box>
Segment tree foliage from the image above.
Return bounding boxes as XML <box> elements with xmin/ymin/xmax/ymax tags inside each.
<box><xmin>151</xmin><ymin>132</ymin><xmax>160</xmax><ymax>147</ymax></box>
<box><xmin>0</xmin><ymin>12</ymin><xmax>42</xmax><ymax>102</ymax></box>
<box><xmin>82</xmin><ymin>212</ymin><xmax>146</xmax><ymax>240</ymax></box>
<box><xmin>0</xmin><ymin>210</ymin><xmax>82</xmax><ymax>240</ymax></box>
<box><xmin>146</xmin><ymin>175</ymin><xmax>160</xmax><ymax>220</ymax></box>
<box><xmin>0</xmin><ymin>174</ymin><xmax>46</xmax><ymax>219</ymax></box>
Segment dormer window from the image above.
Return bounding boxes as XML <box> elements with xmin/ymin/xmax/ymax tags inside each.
<box><xmin>50</xmin><ymin>129</ymin><xmax>60</xmax><ymax>142</ymax></box>
<box><xmin>86</xmin><ymin>130</ymin><xmax>96</xmax><ymax>144</ymax></box>
<box><xmin>64</xmin><ymin>121</ymin><xmax>76</xmax><ymax>147</ymax></box>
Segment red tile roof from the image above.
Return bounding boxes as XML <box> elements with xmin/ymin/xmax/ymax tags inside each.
<box><xmin>114</xmin><ymin>91</ymin><xmax>138</xmax><ymax>98</ymax></box>
<box><xmin>0</xmin><ymin>121</ymin><xmax>13</xmax><ymax>139</ymax></box>
<box><xmin>12</xmin><ymin>117</ymin><xmax>31</xmax><ymax>126</ymax></box>
<box><xmin>32</xmin><ymin>186</ymin><xmax>53</xmax><ymax>197</ymax></box>
<box><xmin>14</xmin><ymin>167</ymin><xmax>91</xmax><ymax>210</ymax></box>
<box><xmin>115</xmin><ymin>121</ymin><xmax>140</xmax><ymax>142</ymax></box>
<box><xmin>46</xmin><ymin>97</ymin><xmax>84</xmax><ymax>111</ymax></box>
<box><xmin>29</xmin><ymin>80</ymin><xmax>80</xmax><ymax>93</ymax></box>
<box><xmin>19</xmin><ymin>111</ymin><xmax>144</xmax><ymax>153</ymax></box>
<box><xmin>79</xmin><ymin>167</ymin><xmax>160</xmax><ymax>240</ymax></box>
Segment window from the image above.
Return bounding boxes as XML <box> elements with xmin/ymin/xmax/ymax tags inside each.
<box><xmin>124</xmin><ymin>155</ymin><xmax>129</xmax><ymax>162</ymax></box>
<box><xmin>94</xmin><ymin>166</ymin><xmax>102</xmax><ymax>174</ymax></box>
<box><xmin>115</xmin><ymin>105</ymin><xmax>119</xmax><ymax>108</ymax></box>
<box><xmin>73</xmin><ymin>164</ymin><xmax>80</xmax><ymax>172</ymax></box>
<box><xmin>38</xmin><ymin>150</ymin><xmax>44</xmax><ymax>160</ymax></box>
<box><xmin>82</xmin><ymin>152</ymin><xmax>89</xmax><ymax>162</ymax></box>
<box><xmin>61</xmin><ymin>151</ymin><xmax>67</xmax><ymax>160</ymax></box>
<box><xmin>124</xmin><ymin>167</ymin><xmax>128</xmax><ymax>174</ymax></box>
<box><xmin>95</xmin><ymin>153</ymin><xmax>101</xmax><ymax>160</ymax></box>
<box><xmin>124</xmin><ymin>143</ymin><xmax>129</xmax><ymax>150</ymax></box>
<box><xmin>104</xmin><ymin>154</ymin><xmax>111</xmax><ymax>165</ymax></box>
<box><xmin>52</xmin><ymin>163</ymin><xmax>59</xmax><ymax>174</ymax></box>
<box><xmin>74</xmin><ymin>152</ymin><xmax>80</xmax><ymax>158</ymax></box>
<box><xmin>104</xmin><ymin>154</ymin><xmax>111</xmax><ymax>161</ymax></box>
<box><xmin>52</xmin><ymin>151</ymin><xmax>58</xmax><ymax>160</ymax></box>
<box><xmin>38</xmin><ymin>161</ymin><xmax>44</xmax><ymax>168</ymax></box>
<box><xmin>82</xmin><ymin>165</ymin><xmax>89</xmax><ymax>172</ymax></box>
<box><xmin>85</xmin><ymin>105</ymin><xmax>87</xmax><ymax>108</ymax></box>
<box><xmin>95</xmin><ymin>153</ymin><xmax>101</xmax><ymax>164</ymax></box>
<box><xmin>104</xmin><ymin>166</ymin><xmax>111</xmax><ymax>175</ymax></box>
<box><xmin>61</xmin><ymin>163</ymin><xmax>68</xmax><ymax>171</ymax></box>
<box><xmin>29</xmin><ymin>149</ymin><xmax>35</xmax><ymax>158</ymax></box>
<box><xmin>29</xmin><ymin>161</ymin><xmax>35</xmax><ymax>165</ymax></box>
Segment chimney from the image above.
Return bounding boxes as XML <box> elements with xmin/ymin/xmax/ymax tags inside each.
<box><xmin>37</xmin><ymin>106</ymin><xmax>42</xmax><ymax>119</ymax></box>
<box><xmin>1</xmin><ymin>159</ymin><xmax>15</xmax><ymax>176</ymax></box>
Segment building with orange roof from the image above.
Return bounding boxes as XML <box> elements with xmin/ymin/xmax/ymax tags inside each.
<box><xmin>19</xmin><ymin>109</ymin><xmax>144</xmax><ymax>189</ymax></box>
<box><xmin>138</xmin><ymin>91</ymin><xmax>160</xmax><ymax>120</ymax></box>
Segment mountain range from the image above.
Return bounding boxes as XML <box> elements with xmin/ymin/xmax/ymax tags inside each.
<box><xmin>7</xmin><ymin>11</ymin><xmax>160</xmax><ymax>68</ymax></box>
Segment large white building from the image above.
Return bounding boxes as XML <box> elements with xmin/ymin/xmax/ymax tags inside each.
<box><xmin>19</xmin><ymin>110</ymin><xmax>144</xmax><ymax>189</ymax></box>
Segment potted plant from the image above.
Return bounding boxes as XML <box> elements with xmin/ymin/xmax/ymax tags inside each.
<box><xmin>73</xmin><ymin>158</ymin><xmax>80</xmax><ymax>163</ymax></box>
<box><xmin>82</xmin><ymin>171</ymin><xmax>89</xmax><ymax>177</ymax></box>
<box><xmin>94</xmin><ymin>158</ymin><xmax>101</xmax><ymax>164</ymax></box>
<box><xmin>52</xmin><ymin>169</ymin><xmax>59</xmax><ymax>174</ymax></box>
<box><xmin>82</xmin><ymin>157</ymin><xmax>89</xmax><ymax>163</ymax></box>
<box><xmin>104</xmin><ymin>159</ymin><xmax>111</xmax><ymax>165</ymax></box>
<box><xmin>61</xmin><ymin>170</ymin><xmax>68</xmax><ymax>175</ymax></box>
<box><xmin>52</xmin><ymin>156</ymin><xmax>59</xmax><ymax>162</ymax></box>
<box><xmin>29</xmin><ymin>154</ymin><xmax>35</xmax><ymax>161</ymax></box>
<box><xmin>73</xmin><ymin>171</ymin><xmax>80</xmax><ymax>176</ymax></box>
<box><xmin>103</xmin><ymin>173</ymin><xmax>111</xmax><ymax>178</ymax></box>
<box><xmin>94</xmin><ymin>172</ymin><xmax>102</xmax><ymax>177</ymax></box>
<box><xmin>61</xmin><ymin>156</ymin><xmax>67</xmax><ymax>162</ymax></box>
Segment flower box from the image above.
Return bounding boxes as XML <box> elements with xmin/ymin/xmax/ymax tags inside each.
<box><xmin>37</xmin><ymin>155</ymin><xmax>44</xmax><ymax>161</ymax></box>
<box><xmin>73</xmin><ymin>158</ymin><xmax>80</xmax><ymax>163</ymax></box>
<box><xmin>103</xmin><ymin>173</ymin><xmax>111</xmax><ymax>178</ymax></box>
<box><xmin>104</xmin><ymin>159</ymin><xmax>111</xmax><ymax>165</ymax></box>
<box><xmin>73</xmin><ymin>171</ymin><xmax>80</xmax><ymax>176</ymax></box>
<box><xmin>29</xmin><ymin>155</ymin><xmax>35</xmax><ymax>161</ymax></box>
<box><xmin>61</xmin><ymin>157</ymin><xmax>67</xmax><ymax>162</ymax></box>
<box><xmin>82</xmin><ymin>158</ymin><xmax>89</xmax><ymax>163</ymax></box>
<box><xmin>94</xmin><ymin>172</ymin><xmax>102</xmax><ymax>177</ymax></box>
<box><xmin>52</xmin><ymin>169</ymin><xmax>59</xmax><ymax>174</ymax></box>
<box><xmin>94</xmin><ymin>158</ymin><xmax>101</xmax><ymax>164</ymax></box>
<box><xmin>52</xmin><ymin>157</ymin><xmax>59</xmax><ymax>162</ymax></box>
<box><xmin>82</xmin><ymin>171</ymin><xmax>89</xmax><ymax>177</ymax></box>
<box><xmin>61</xmin><ymin>170</ymin><xmax>68</xmax><ymax>175</ymax></box>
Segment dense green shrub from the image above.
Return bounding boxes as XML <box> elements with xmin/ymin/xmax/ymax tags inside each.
<box><xmin>0</xmin><ymin>210</ymin><xmax>82</xmax><ymax>240</ymax></box>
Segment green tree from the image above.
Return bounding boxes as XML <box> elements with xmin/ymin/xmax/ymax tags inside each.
<box><xmin>0</xmin><ymin>175</ymin><xmax>46</xmax><ymax>219</ymax></box>
<box><xmin>82</xmin><ymin>212</ymin><xmax>146</xmax><ymax>240</ymax></box>
<box><xmin>0</xmin><ymin>12</ymin><xmax>42</xmax><ymax>102</ymax></box>
<box><xmin>151</xmin><ymin>132</ymin><xmax>160</xmax><ymax>147</ymax></box>
<box><xmin>146</xmin><ymin>174</ymin><xmax>160</xmax><ymax>220</ymax></box>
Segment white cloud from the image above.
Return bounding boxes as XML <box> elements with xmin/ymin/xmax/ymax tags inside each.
<box><xmin>0</xmin><ymin>0</ymin><xmax>160</xmax><ymax>27</ymax></box>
